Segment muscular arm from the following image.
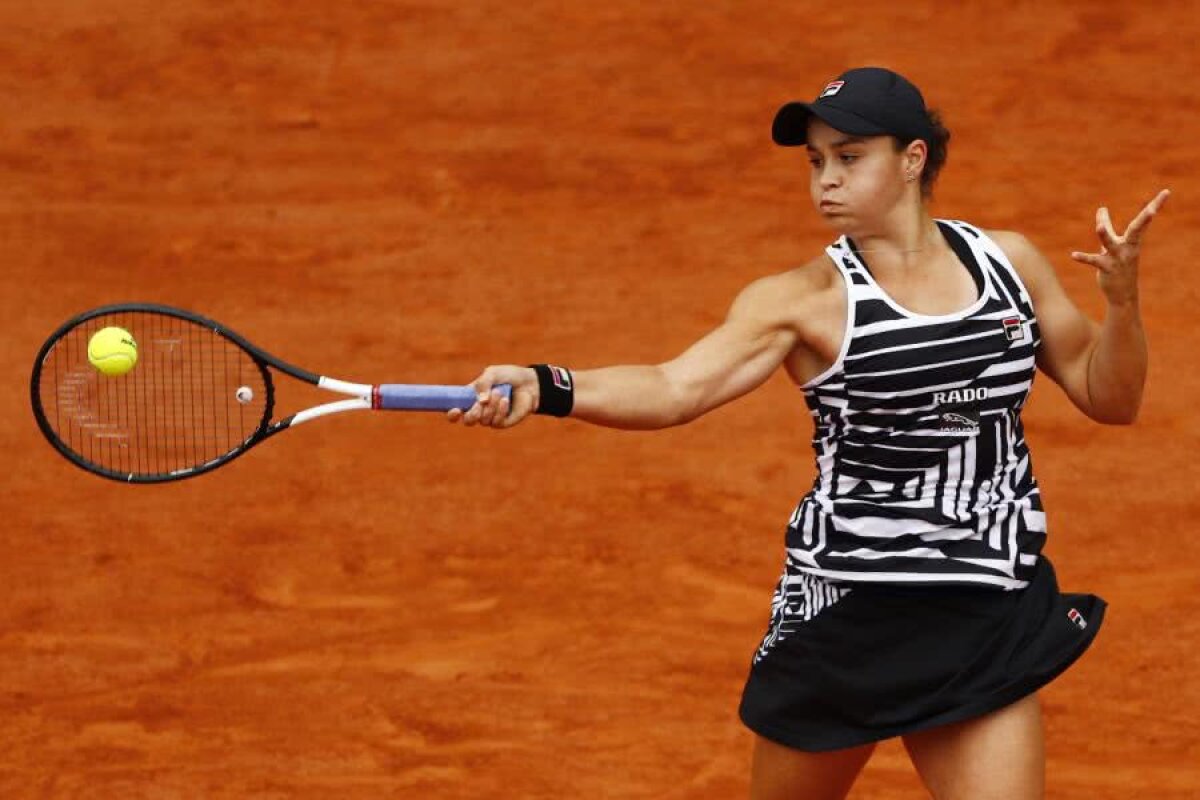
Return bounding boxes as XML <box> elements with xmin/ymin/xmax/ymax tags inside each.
<box><xmin>452</xmin><ymin>265</ymin><xmax>826</xmax><ymax>430</ymax></box>
<box><xmin>570</xmin><ymin>272</ymin><xmax>806</xmax><ymax>429</ymax></box>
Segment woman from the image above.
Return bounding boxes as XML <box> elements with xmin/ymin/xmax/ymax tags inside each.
<box><xmin>447</xmin><ymin>67</ymin><xmax>1169</xmax><ymax>799</ymax></box>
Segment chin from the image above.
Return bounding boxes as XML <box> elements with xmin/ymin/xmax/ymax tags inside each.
<box><xmin>820</xmin><ymin>212</ymin><xmax>856</xmax><ymax>233</ymax></box>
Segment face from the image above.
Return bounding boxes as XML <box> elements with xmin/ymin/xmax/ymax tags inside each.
<box><xmin>805</xmin><ymin>118</ymin><xmax>921</xmax><ymax>232</ymax></box>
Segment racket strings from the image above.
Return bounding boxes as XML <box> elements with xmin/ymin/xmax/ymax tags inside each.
<box><xmin>37</xmin><ymin>311</ymin><xmax>269</xmax><ymax>479</ymax></box>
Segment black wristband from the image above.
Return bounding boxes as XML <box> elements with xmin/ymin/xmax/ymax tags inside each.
<box><xmin>530</xmin><ymin>364</ymin><xmax>574</xmax><ymax>417</ymax></box>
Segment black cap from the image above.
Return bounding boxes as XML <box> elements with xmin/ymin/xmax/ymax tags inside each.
<box><xmin>772</xmin><ymin>67</ymin><xmax>935</xmax><ymax>147</ymax></box>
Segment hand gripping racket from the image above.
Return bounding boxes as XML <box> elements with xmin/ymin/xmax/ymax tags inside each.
<box><xmin>30</xmin><ymin>303</ymin><xmax>508</xmax><ymax>483</ymax></box>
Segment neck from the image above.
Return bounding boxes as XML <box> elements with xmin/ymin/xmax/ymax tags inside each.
<box><xmin>846</xmin><ymin>203</ymin><xmax>942</xmax><ymax>265</ymax></box>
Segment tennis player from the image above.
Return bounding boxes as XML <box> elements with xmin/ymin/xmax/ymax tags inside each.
<box><xmin>448</xmin><ymin>67</ymin><xmax>1168</xmax><ymax>800</ymax></box>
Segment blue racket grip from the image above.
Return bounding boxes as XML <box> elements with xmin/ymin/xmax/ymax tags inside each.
<box><xmin>374</xmin><ymin>383</ymin><xmax>512</xmax><ymax>411</ymax></box>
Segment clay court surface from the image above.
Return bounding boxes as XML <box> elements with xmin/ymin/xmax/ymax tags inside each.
<box><xmin>2</xmin><ymin>2</ymin><xmax>1198</xmax><ymax>797</ymax></box>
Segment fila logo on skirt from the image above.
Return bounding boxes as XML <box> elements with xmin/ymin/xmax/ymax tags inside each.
<box><xmin>1067</xmin><ymin>607</ymin><xmax>1088</xmax><ymax>630</ymax></box>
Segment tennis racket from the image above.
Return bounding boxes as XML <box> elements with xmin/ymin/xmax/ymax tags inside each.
<box><xmin>30</xmin><ymin>303</ymin><xmax>508</xmax><ymax>483</ymax></box>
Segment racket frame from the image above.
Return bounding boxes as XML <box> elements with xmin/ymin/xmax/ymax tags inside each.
<box><xmin>30</xmin><ymin>303</ymin><xmax>456</xmax><ymax>483</ymax></box>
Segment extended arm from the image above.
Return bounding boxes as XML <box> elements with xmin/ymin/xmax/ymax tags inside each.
<box><xmin>450</xmin><ymin>270</ymin><xmax>812</xmax><ymax>430</ymax></box>
<box><xmin>569</xmin><ymin>290</ymin><xmax>799</xmax><ymax>428</ymax></box>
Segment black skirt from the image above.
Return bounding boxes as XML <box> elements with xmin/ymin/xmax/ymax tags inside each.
<box><xmin>738</xmin><ymin>555</ymin><xmax>1105</xmax><ymax>752</ymax></box>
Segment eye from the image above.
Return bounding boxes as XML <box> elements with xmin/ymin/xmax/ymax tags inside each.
<box><xmin>807</xmin><ymin>156</ymin><xmax>822</xmax><ymax>168</ymax></box>
<box><xmin>839</xmin><ymin>153</ymin><xmax>859</xmax><ymax>164</ymax></box>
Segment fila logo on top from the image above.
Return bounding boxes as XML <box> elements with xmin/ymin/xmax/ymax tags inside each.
<box><xmin>932</xmin><ymin>387</ymin><xmax>989</xmax><ymax>405</ymax></box>
<box><xmin>820</xmin><ymin>80</ymin><xmax>844</xmax><ymax>98</ymax></box>
<box><xmin>1003</xmin><ymin>316</ymin><xmax>1026</xmax><ymax>341</ymax></box>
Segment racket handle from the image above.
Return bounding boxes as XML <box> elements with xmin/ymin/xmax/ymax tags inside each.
<box><xmin>374</xmin><ymin>383</ymin><xmax>512</xmax><ymax>411</ymax></box>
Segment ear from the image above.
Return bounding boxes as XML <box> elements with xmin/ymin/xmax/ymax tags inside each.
<box><xmin>903</xmin><ymin>139</ymin><xmax>928</xmax><ymax>179</ymax></box>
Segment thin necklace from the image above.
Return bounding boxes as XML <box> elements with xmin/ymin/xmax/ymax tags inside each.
<box><xmin>845</xmin><ymin>236</ymin><xmax>933</xmax><ymax>255</ymax></box>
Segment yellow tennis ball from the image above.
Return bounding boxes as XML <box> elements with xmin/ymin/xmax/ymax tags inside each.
<box><xmin>87</xmin><ymin>326</ymin><xmax>138</xmax><ymax>376</ymax></box>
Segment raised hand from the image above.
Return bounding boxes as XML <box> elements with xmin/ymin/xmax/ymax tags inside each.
<box><xmin>1071</xmin><ymin>189</ymin><xmax>1170</xmax><ymax>306</ymax></box>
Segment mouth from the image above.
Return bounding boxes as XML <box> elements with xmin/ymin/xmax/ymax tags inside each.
<box><xmin>819</xmin><ymin>200</ymin><xmax>844</xmax><ymax>213</ymax></box>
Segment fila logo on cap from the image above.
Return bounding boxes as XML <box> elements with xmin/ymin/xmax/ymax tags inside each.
<box><xmin>1003</xmin><ymin>317</ymin><xmax>1025</xmax><ymax>341</ymax></box>
<box><xmin>820</xmin><ymin>80</ymin><xmax>844</xmax><ymax>98</ymax></box>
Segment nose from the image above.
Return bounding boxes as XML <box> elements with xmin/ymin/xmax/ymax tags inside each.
<box><xmin>818</xmin><ymin>164</ymin><xmax>842</xmax><ymax>190</ymax></box>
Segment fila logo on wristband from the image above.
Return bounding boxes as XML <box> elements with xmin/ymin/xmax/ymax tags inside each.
<box><xmin>530</xmin><ymin>363</ymin><xmax>575</xmax><ymax>417</ymax></box>
<box><xmin>550</xmin><ymin>365</ymin><xmax>572</xmax><ymax>390</ymax></box>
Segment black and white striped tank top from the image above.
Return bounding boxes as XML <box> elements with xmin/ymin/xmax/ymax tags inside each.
<box><xmin>786</xmin><ymin>220</ymin><xmax>1043</xmax><ymax>590</ymax></box>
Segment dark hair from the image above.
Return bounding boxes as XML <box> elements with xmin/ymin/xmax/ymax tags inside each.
<box><xmin>895</xmin><ymin>109</ymin><xmax>950</xmax><ymax>198</ymax></box>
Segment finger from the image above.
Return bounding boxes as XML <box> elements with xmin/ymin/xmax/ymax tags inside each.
<box><xmin>490</xmin><ymin>395</ymin><xmax>511</xmax><ymax>428</ymax></box>
<box><xmin>471</xmin><ymin>367</ymin><xmax>499</xmax><ymax>402</ymax></box>
<box><xmin>1125</xmin><ymin>189</ymin><xmax>1171</xmax><ymax>244</ymax></box>
<box><xmin>500</xmin><ymin>390</ymin><xmax>536</xmax><ymax>428</ymax></box>
<box><xmin>446</xmin><ymin>408</ymin><xmax>463</xmax><ymax>424</ymax></box>
<box><xmin>1095</xmin><ymin>207</ymin><xmax>1121</xmax><ymax>250</ymax></box>
<box><xmin>1147</xmin><ymin>187</ymin><xmax>1171</xmax><ymax>214</ymax></box>
<box><xmin>475</xmin><ymin>400</ymin><xmax>492</xmax><ymax>427</ymax></box>
<box><xmin>479</xmin><ymin>393</ymin><xmax>499</xmax><ymax>426</ymax></box>
<box><xmin>482</xmin><ymin>387</ymin><xmax>508</xmax><ymax>426</ymax></box>
<box><xmin>462</xmin><ymin>403</ymin><xmax>483</xmax><ymax>427</ymax></box>
<box><xmin>1095</xmin><ymin>226</ymin><xmax>1120</xmax><ymax>254</ymax></box>
<box><xmin>1070</xmin><ymin>251</ymin><xmax>1110</xmax><ymax>269</ymax></box>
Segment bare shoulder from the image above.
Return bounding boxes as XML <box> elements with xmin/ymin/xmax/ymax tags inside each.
<box><xmin>985</xmin><ymin>229</ymin><xmax>1058</xmax><ymax>293</ymax></box>
<box><xmin>987</xmin><ymin>229</ymin><xmax>1054</xmax><ymax>267</ymax></box>
<box><xmin>729</xmin><ymin>254</ymin><xmax>841</xmax><ymax>323</ymax></box>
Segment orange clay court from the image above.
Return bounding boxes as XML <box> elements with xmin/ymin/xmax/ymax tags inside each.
<box><xmin>1</xmin><ymin>2</ymin><xmax>1197</xmax><ymax>798</ymax></box>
